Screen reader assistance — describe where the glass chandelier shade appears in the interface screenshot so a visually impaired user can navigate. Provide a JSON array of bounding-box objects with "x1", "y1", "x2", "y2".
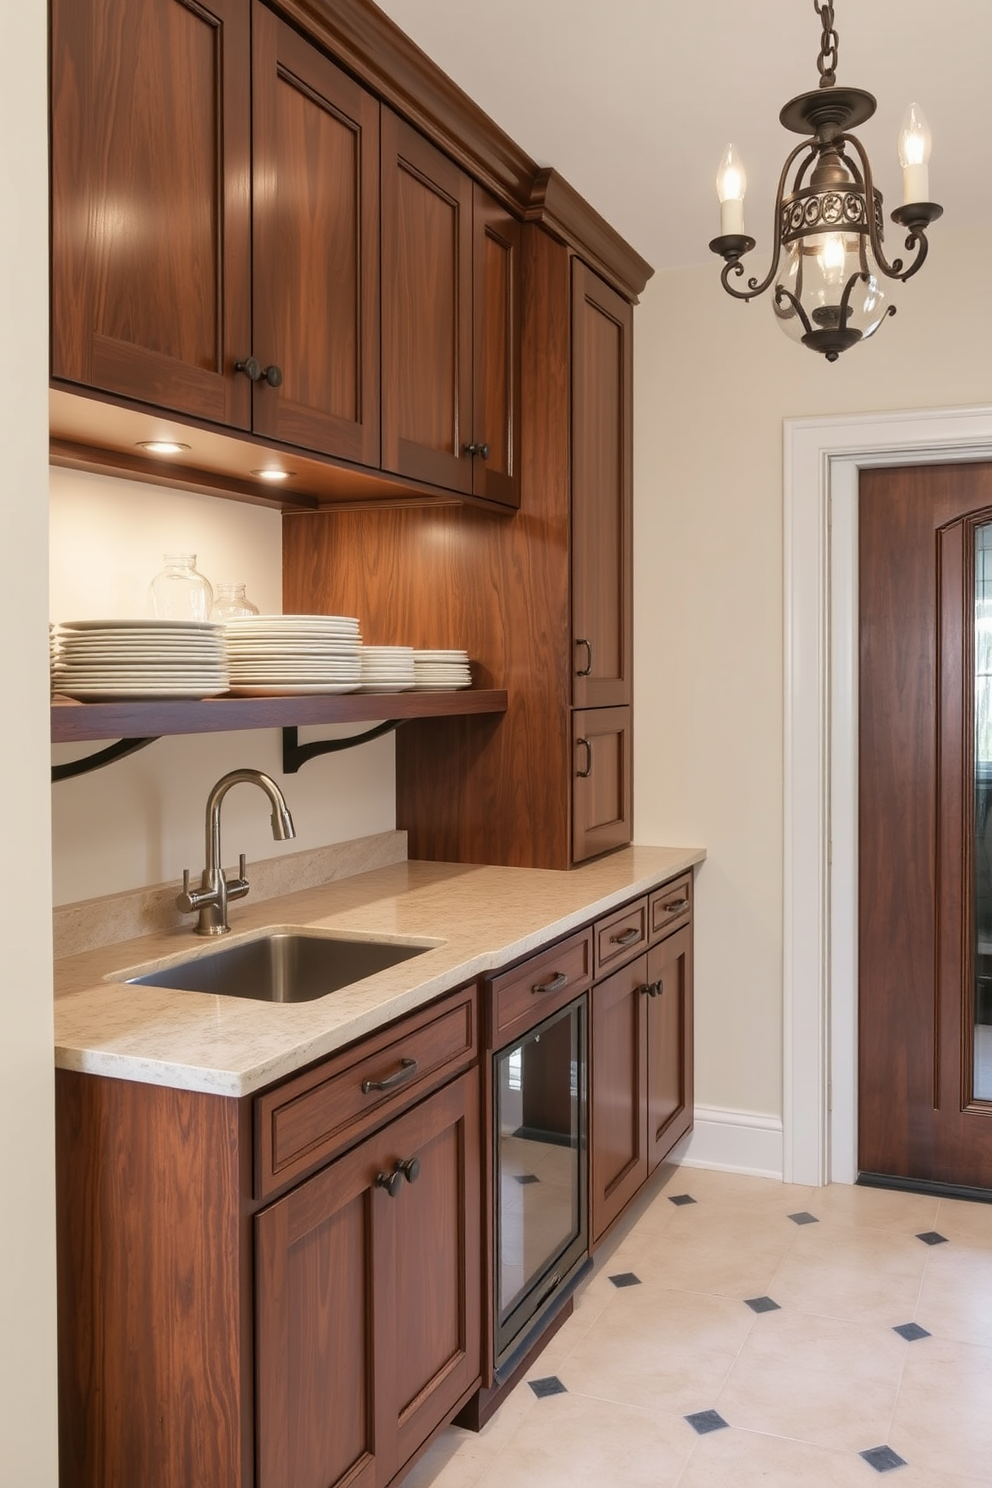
[{"x1": 708, "y1": 1, "x2": 942, "y2": 361}]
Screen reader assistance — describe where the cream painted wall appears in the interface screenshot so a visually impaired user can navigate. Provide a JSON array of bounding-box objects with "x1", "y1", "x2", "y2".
[
  {"x1": 633, "y1": 224, "x2": 992, "y2": 1124},
  {"x1": 50, "y1": 469, "x2": 396, "y2": 904},
  {"x1": 1, "y1": 0, "x2": 59, "y2": 1481}
]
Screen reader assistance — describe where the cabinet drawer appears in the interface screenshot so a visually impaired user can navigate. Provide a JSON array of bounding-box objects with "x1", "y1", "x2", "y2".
[
  {"x1": 649, "y1": 874, "x2": 692, "y2": 942},
  {"x1": 594, "y1": 897, "x2": 648, "y2": 976},
  {"x1": 255, "y1": 984, "x2": 477, "y2": 1199},
  {"x1": 489, "y1": 928, "x2": 593, "y2": 1048}
]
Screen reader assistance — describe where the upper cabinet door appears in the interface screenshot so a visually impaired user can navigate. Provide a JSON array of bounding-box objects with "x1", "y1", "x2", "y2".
[
  {"x1": 251, "y1": 4, "x2": 381, "y2": 465},
  {"x1": 50, "y1": 0, "x2": 252, "y2": 428},
  {"x1": 380, "y1": 110, "x2": 474, "y2": 495},
  {"x1": 571, "y1": 261, "x2": 633, "y2": 709},
  {"x1": 471, "y1": 188, "x2": 521, "y2": 509}
]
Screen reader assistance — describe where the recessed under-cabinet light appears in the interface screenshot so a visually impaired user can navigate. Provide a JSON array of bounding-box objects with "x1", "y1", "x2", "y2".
[
  {"x1": 136, "y1": 440, "x2": 190, "y2": 456},
  {"x1": 251, "y1": 468, "x2": 294, "y2": 482}
]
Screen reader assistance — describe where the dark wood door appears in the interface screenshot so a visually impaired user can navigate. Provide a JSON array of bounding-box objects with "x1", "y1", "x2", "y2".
[
  {"x1": 255, "y1": 1070, "x2": 481, "y2": 1488},
  {"x1": 590, "y1": 954, "x2": 648, "y2": 1243},
  {"x1": 251, "y1": 3, "x2": 380, "y2": 463},
  {"x1": 381, "y1": 109, "x2": 474, "y2": 493},
  {"x1": 255, "y1": 1125, "x2": 380, "y2": 1488},
  {"x1": 470, "y1": 187, "x2": 521, "y2": 508},
  {"x1": 50, "y1": 0, "x2": 252, "y2": 427},
  {"x1": 379, "y1": 1069, "x2": 481, "y2": 1478},
  {"x1": 573, "y1": 705, "x2": 632, "y2": 864},
  {"x1": 646, "y1": 925, "x2": 693, "y2": 1171},
  {"x1": 860, "y1": 461, "x2": 992, "y2": 1190},
  {"x1": 571, "y1": 260, "x2": 633, "y2": 710}
]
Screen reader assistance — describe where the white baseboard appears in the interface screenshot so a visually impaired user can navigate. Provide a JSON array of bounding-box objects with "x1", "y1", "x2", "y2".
[{"x1": 668, "y1": 1105, "x2": 784, "y2": 1180}]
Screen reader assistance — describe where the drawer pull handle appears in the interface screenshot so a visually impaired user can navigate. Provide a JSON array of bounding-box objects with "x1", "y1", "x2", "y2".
[
  {"x1": 532, "y1": 972, "x2": 569, "y2": 996},
  {"x1": 662, "y1": 898, "x2": 690, "y2": 914},
  {"x1": 362, "y1": 1057, "x2": 418, "y2": 1095},
  {"x1": 610, "y1": 927, "x2": 640, "y2": 947},
  {"x1": 576, "y1": 738, "x2": 593, "y2": 778},
  {"x1": 576, "y1": 638, "x2": 593, "y2": 677}
]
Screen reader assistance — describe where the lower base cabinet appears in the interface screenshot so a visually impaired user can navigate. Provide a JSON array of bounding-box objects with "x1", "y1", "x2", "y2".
[
  {"x1": 256, "y1": 1070, "x2": 481, "y2": 1488},
  {"x1": 590, "y1": 917, "x2": 693, "y2": 1245}
]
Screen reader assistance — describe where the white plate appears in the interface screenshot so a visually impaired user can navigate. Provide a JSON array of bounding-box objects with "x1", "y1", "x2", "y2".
[
  {"x1": 226, "y1": 683, "x2": 361, "y2": 696},
  {"x1": 356, "y1": 683, "x2": 415, "y2": 693},
  {"x1": 57, "y1": 619, "x2": 222, "y2": 633},
  {"x1": 412, "y1": 681, "x2": 473, "y2": 692},
  {"x1": 412, "y1": 650, "x2": 469, "y2": 660},
  {"x1": 54, "y1": 671, "x2": 229, "y2": 684},
  {"x1": 56, "y1": 684, "x2": 230, "y2": 700}
]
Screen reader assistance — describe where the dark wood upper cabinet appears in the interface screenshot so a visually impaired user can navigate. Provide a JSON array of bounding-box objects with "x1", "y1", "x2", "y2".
[
  {"x1": 251, "y1": 2, "x2": 380, "y2": 465},
  {"x1": 50, "y1": 0, "x2": 252, "y2": 428},
  {"x1": 571, "y1": 260, "x2": 633, "y2": 709},
  {"x1": 381, "y1": 111, "x2": 520, "y2": 507}
]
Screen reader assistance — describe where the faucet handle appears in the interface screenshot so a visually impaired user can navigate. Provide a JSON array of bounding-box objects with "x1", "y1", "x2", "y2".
[
  {"x1": 176, "y1": 868, "x2": 207, "y2": 915},
  {"x1": 226, "y1": 852, "x2": 251, "y2": 904}
]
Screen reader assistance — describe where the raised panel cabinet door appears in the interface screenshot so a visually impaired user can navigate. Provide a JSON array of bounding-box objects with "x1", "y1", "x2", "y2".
[
  {"x1": 381, "y1": 109, "x2": 474, "y2": 494},
  {"x1": 572, "y1": 705, "x2": 632, "y2": 864},
  {"x1": 251, "y1": 3, "x2": 381, "y2": 463},
  {"x1": 50, "y1": 0, "x2": 252, "y2": 427},
  {"x1": 645, "y1": 924, "x2": 693, "y2": 1171},
  {"x1": 571, "y1": 260, "x2": 633, "y2": 709},
  {"x1": 590, "y1": 955, "x2": 649, "y2": 1244},
  {"x1": 471, "y1": 187, "x2": 521, "y2": 508},
  {"x1": 377, "y1": 1069, "x2": 482, "y2": 1479},
  {"x1": 255, "y1": 1133, "x2": 380, "y2": 1488}
]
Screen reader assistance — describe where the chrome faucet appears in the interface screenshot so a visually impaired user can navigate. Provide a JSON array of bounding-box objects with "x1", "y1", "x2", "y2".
[{"x1": 177, "y1": 769, "x2": 296, "y2": 936}]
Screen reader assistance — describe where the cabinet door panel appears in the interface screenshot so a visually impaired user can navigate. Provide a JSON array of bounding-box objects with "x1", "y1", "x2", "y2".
[
  {"x1": 251, "y1": 4, "x2": 380, "y2": 463},
  {"x1": 590, "y1": 956, "x2": 648, "y2": 1243},
  {"x1": 571, "y1": 261, "x2": 632, "y2": 708},
  {"x1": 51, "y1": 0, "x2": 251, "y2": 426},
  {"x1": 472, "y1": 188, "x2": 521, "y2": 508},
  {"x1": 646, "y1": 925, "x2": 694, "y2": 1170},
  {"x1": 255, "y1": 1141, "x2": 379, "y2": 1488},
  {"x1": 381, "y1": 110, "x2": 474, "y2": 493},
  {"x1": 380, "y1": 1071, "x2": 482, "y2": 1475},
  {"x1": 572, "y1": 705, "x2": 632, "y2": 863}
]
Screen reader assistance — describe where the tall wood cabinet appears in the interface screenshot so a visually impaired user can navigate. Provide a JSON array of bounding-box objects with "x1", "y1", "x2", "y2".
[{"x1": 284, "y1": 230, "x2": 636, "y2": 869}]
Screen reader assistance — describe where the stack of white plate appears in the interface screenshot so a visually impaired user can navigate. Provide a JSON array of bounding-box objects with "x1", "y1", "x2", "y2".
[
  {"x1": 51, "y1": 619, "x2": 228, "y2": 700},
  {"x1": 358, "y1": 646, "x2": 416, "y2": 692},
  {"x1": 223, "y1": 614, "x2": 362, "y2": 696},
  {"x1": 412, "y1": 649, "x2": 472, "y2": 691}
]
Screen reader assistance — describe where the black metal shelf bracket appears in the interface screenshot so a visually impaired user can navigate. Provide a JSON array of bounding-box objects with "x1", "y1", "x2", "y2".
[
  {"x1": 51, "y1": 736, "x2": 160, "y2": 783},
  {"x1": 282, "y1": 720, "x2": 406, "y2": 774}
]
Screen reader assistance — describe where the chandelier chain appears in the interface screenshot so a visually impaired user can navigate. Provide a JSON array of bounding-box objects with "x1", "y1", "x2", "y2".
[{"x1": 814, "y1": 0, "x2": 839, "y2": 87}]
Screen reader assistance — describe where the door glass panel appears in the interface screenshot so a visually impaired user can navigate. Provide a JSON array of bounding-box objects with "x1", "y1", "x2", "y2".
[{"x1": 973, "y1": 523, "x2": 992, "y2": 1099}]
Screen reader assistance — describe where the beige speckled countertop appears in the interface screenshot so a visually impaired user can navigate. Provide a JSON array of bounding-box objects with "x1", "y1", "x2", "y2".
[{"x1": 54, "y1": 845, "x2": 704, "y2": 1097}]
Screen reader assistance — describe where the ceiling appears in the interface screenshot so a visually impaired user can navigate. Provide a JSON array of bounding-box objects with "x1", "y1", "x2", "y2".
[{"x1": 373, "y1": 0, "x2": 990, "y2": 277}]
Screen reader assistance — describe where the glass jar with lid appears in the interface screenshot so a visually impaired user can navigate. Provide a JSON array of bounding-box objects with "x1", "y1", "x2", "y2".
[
  {"x1": 148, "y1": 553, "x2": 214, "y2": 621},
  {"x1": 211, "y1": 583, "x2": 260, "y2": 621}
]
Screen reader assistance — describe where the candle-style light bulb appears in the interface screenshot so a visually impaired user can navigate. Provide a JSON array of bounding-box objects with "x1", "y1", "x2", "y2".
[
  {"x1": 898, "y1": 103, "x2": 932, "y2": 205},
  {"x1": 716, "y1": 144, "x2": 747, "y2": 236}
]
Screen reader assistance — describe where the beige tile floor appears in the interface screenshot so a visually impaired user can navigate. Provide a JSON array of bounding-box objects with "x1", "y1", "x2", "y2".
[{"x1": 401, "y1": 1164, "x2": 992, "y2": 1488}]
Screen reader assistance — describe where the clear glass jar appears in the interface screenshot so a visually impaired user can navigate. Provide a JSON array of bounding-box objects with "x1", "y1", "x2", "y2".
[
  {"x1": 148, "y1": 553, "x2": 214, "y2": 621},
  {"x1": 211, "y1": 583, "x2": 260, "y2": 621}
]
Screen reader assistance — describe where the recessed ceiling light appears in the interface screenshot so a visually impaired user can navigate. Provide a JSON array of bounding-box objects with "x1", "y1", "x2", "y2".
[
  {"x1": 251, "y1": 468, "x2": 294, "y2": 482},
  {"x1": 136, "y1": 439, "x2": 190, "y2": 455}
]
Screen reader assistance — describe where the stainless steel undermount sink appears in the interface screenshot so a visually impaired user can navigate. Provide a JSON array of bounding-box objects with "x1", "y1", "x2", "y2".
[{"x1": 125, "y1": 931, "x2": 433, "y2": 1004}]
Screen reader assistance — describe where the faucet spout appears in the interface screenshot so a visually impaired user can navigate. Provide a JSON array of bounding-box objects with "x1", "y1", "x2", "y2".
[{"x1": 178, "y1": 769, "x2": 296, "y2": 936}]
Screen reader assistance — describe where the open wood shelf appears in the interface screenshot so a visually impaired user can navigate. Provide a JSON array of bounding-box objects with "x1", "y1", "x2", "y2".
[{"x1": 51, "y1": 688, "x2": 508, "y2": 744}]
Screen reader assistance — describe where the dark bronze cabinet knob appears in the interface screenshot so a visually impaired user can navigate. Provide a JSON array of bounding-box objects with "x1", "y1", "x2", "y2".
[
  {"x1": 375, "y1": 1168, "x2": 404, "y2": 1199},
  {"x1": 464, "y1": 442, "x2": 490, "y2": 459},
  {"x1": 396, "y1": 1156, "x2": 421, "y2": 1185},
  {"x1": 235, "y1": 357, "x2": 283, "y2": 387}
]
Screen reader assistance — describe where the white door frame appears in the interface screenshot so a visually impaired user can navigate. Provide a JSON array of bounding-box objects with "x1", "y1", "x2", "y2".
[{"x1": 784, "y1": 404, "x2": 992, "y2": 1186}]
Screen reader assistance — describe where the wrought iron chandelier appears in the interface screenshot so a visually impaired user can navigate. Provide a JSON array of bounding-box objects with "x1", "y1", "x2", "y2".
[{"x1": 709, "y1": 0, "x2": 942, "y2": 361}]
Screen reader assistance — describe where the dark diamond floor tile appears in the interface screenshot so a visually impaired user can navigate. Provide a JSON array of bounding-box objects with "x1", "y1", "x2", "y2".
[
  {"x1": 893, "y1": 1322, "x2": 931, "y2": 1341},
  {"x1": 788, "y1": 1211, "x2": 819, "y2": 1225},
  {"x1": 529, "y1": 1375, "x2": 567, "y2": 1399},
  {"x1": 669, "y1": 1193, "x2": 697, "y2": 1206},
  {"x1": 916, "y1": 1230, "x2": 948, "y2": 1246},
  {"x1": 685, "y1": 1409, "x2": 728, "y2": 1436},
  {"x1": 860, "y1": 1445, "x2": 907, "y2": 1473},
  {"x1": 515, "y1": 1174, "x2": 540, "y2": 1185},
  {"x1": 744, "y1": 1295, "x2": 781, "y2": 1313},
  {"x1": 609, "y1": 1271, "x2": 642, "y2": 1288}
]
